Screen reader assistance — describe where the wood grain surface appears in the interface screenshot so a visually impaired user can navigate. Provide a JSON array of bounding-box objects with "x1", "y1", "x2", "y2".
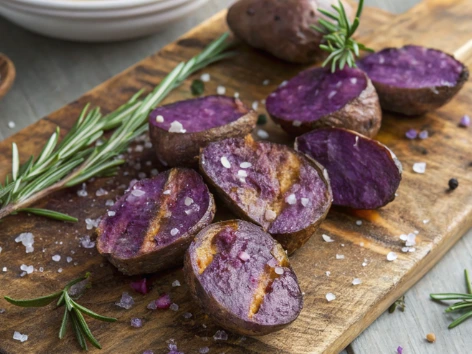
[{"x1": 0, "y1": 1, "x2": 471, "y2": 354}]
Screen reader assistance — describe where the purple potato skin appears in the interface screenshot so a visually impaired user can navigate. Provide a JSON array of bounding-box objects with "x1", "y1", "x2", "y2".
[
  {"x1": 296, "y1": 127, "x2": 402, "y2": 209},
  {"x1": 227, "y1": 0, "x2": 353, "y2": 63},
  {"x1": 149, "y1": 96, "x2": 256, "y2": 167},
  {"x1": 96, "y1": 168, "x2": 215, "y2": 275},
  {"x1": 184, "y1": 220, "x2": 303, "y2": 336},
  {"x1": 357, "y1": 45, "x2": 469, "y2": 116},
  {"x1": 199, "y1": 136, "x2": 332, "y2": 254},
  {"x1": 266, "y1": 67, "x2": 382, "y2": 138}
]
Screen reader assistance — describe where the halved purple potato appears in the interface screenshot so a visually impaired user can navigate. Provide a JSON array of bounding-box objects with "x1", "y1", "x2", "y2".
[
  {"x1": 357, "y1": 45, "x2": 469, "y2": 115},
  {"x1": 227, "y1": 0, "x2": 353, "y2": 63},
  {"x1": 199, "y1": 136, "x2": 332, "y2": 254},
  {"x1": 266, "y1": 67, "x2": 381, "y2": 137},
  {"x1": 96, "y1": 168, "x2": 215, "y2": 275},
  {"x1": 184, "y1": 220, "x2": 303, "y2": 336},
  {"x1": 295, "y1": 128, "x2": 402, "y2": 209},
  {"x1": 149, "y1": 96, "x2": 257, "y2": 167}
]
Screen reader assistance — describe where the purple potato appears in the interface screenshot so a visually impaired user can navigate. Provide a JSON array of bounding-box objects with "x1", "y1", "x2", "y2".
[
  {"x1": 357, "y1": 45, "x2": 469, "y2": 115},
  {"x1": 266, "y1": 67, "x2": 381, "y2": 137},
  {"x1": 184, "y1": 220, "x2": 303, "y2": 336},
  {"x1": 199, "y1": 136, "x2": 332, "y2": 254},
  {"x1": 96, "y1": 168, "x2": 215, "y2": 275},
  {"x1": 295, "y1": 127, "x2": 402, "y2": 209},
  {"x1": 149, "y1": 95, "x2": 256, "y2": 167},
  {"x1": 227, "y1": 0, "x2": 353, "y2": 63}
]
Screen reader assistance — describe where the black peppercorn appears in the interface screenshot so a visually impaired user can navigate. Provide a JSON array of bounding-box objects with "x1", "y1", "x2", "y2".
[{"x1": 448, "y1": 178, "x2": 459, "y2": 190}]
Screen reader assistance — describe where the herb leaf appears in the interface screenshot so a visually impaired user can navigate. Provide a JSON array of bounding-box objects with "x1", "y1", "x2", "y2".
[
  {"x1": 191, "y1": 79, "x2": 205, "y2": 96},
  {"x1": 4, "y1": 291, "x2": 62, "y2": 307},
  {"x1": 59, "y1": 308, "x2": 69, "y2": 339},
  {"x1": 18, "y1": 208, "x2": 78, "y2": 222},
  {"x1": 313, "y1": 0, "x2": 374, "y2": 72}
]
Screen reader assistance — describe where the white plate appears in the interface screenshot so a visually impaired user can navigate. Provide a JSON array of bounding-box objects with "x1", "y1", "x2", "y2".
[{"x1": 0, "y1": 0, "x2": 209, "y2": 42}]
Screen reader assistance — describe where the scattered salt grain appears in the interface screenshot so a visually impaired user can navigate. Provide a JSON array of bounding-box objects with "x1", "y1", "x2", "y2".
[
  {"x1": 238, "y1": 251, "x2": 251, "y2": 261},
  {"x1": 280, "y1": 80, "x2": 288, "y2": 87},
  {"x1": 52, "y1": 255, "x2": 61, "y2": 262},
  {"x1": 8, "y1": 121, "x2": 16, "y2": 129},
  {"x1": 405, "y1": 129, "x2": 418, "y2": 139},
  {"x1": 257, "y1": 129, "x2": 269, "y2": 139},
  {"x1": 58, "y1": 268, "x2": 63, "y2": 273},
  {"x1": 15, "y1": 232, "x2": 34, "y2": 253},
  {"x1": 405, "y1": 233, "x2": 416, "y2": 246},
  {"x1": 2, "y1": 267, "x2": 7, "y2": 272},
  {"x1": 252, "y1": 101, "x2": 259, "y2": 110},
  {"x1": 274, "y1": 267, "x2": 284, "y2": 275},
  {"x1": 322, "y1": 234, "x2": 334, "y2": 243},
  {"x1": 220, "y1": 156, "x2": 231, "y2": 168},
  {"x1": 328, "y1": 91, "x2": 337, "y2": 99},
  {"x1": 77, "y1": 183, "x2": 88, "y2": 197},
  {"x1": 199, "y1": 347, "x2": 210, "y2": 354},
  {"x1": 265, "y1": 209, "x2": 277, "y2": 221},
  {"x1": 184, "y1": 197, "x2": 194, "y2": 206},
  {"x1": 356, "y1": 220, "x2": 363, "y2": 226},
  {"x1": 105, "y1": 199, "x2": 114, "y2": 206},
  {"x1": 216, "y1": 85, "x2": 226, "y2": 95},
  {"x1": 172, "y1": 280, "x2": 181, "y2": 287},
  {"x1": 67, "y1": 257, "x2": 73, "y2": 263},
  {"x1": 352, "y1": 278, "x2": 362, "y2": 285},
  {"x1": 262, "y1": 79, "x2": 270, "y2": 86},
  {"x1": 285, "y1": 194, "x2": 297, "y2": 205},
  {"x1": 96, "y1": 188, "x2": 108, "y2": 197},
  {"x1": 163, "y1": 190, "x2": 171, "y2": 195},
  {"x1": 138, "y1": 172, "x2": 146, "y2": 179},
  {"x1": 169, "y1": 303, "x2": 179, "y2": 311},
  {"x1": 143, "y1": 351, "x2": 154, "y2": 354},
  {"x1": 80, "y1": 235, "x2": 95, "y2": 249},
  {"x1": 234, "y1": 92, "x2": 240, "y2": 98},
  {"x1": 423, "y1": 219, "x2": 430, "y2": 224},
  {"x1": 155, "y1": 115, "x2": 165, "y2": 123},
  {"x1": 360, "y1": 242, "x2": 364, "y2": 247},
  {"x1": 13, "y1": 331, "x2": 28, "y2": 342},
  {"x1": 326, "y1": 271, "x2": 331, "y2": 276},
  {"x1": 0, "y1": 309, "x2": 4, "y2": 314},
  {"x1": 200, "y1": 73, "x2": 211, "y2": 82},
  {"x1": 132, "y1": 189, "x2": 146, "y2": 197},
  {"x1": 419, "y1": 130, "x2": 429, "y2": 139},
  {"x1": 183, "y1": 312, "x2": 193, "y2": 319},
  {"x1": 170, "y1": 228, "x2": 179, "y2": 236},
  {"x1": 131, "y1": 318, "x2": 143, "y2": 328},
  {"x1": 169, "y1": 121, "x2": 186, "y2": 133},
  {"x1": 387, "y1": 252, "x2": 398, "y2": 261},
  {"x1": 413, "y1": 162, "x2": 426, "y2": 174},
  {"x1": 336, "y1": 254, "x2": 344, "y2": 260},
  {"x1": 213, "y1": 330, "x2": 228, "y2": 341},
  {"x1": 326, "y1": 293, "x2": 336, "y2": 302},
  {"x1": 151, "y1": 169, "x2": 159, "y2": 176},
  {"x1": 459, "y1": 115, "x2": 470, "y2": 128},
  {"x1": 240, "y1": 162, "x2": 252, "y2": 168},
  {"x1": 301, "y1": 197, "x2": 309, "y2": 207},
  {"x1": 350, "y1": 78, "x2": 357, "y2": 85},
  {"x1": 115, "y1": 292, "x2": 134, "y2": 309},
  {"x1": 20, "y1": 264, "x2": 34, "y2": 274}
]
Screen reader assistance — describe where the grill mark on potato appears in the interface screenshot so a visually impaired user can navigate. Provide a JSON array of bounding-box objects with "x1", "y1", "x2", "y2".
[
  {"x1": 195, "y1": 221, "x2": 238, "y2": 274},
  {"x1": 139, "y1": 169, "x2": 176, "y2": 254},
  {"x1": 249, "y1": 244, "x2": 289, "y2": 318}
]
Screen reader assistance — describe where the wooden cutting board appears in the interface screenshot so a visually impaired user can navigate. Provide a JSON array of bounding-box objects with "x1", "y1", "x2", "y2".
[{"x1": 1, "y1": 1, "x2": 471, "y2": 353}]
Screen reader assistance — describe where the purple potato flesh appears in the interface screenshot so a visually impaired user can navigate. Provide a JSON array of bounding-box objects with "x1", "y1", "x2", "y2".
[
  {"x1": 266, "y1": 67, "x2": 381, "y2": 137},
  {"x1": 184, "y1": 220, "x2": 303, "y2": 335},
  {"x1": 199, "y1": 136, "x2": 332, "y2": 254},
  {"x1": 96, "y1": 168, "x2": 215, "y2": 275},
  {"x1": 357, "y1": 45, "x2": 469, "y2": 115},
  {"x1": 149, "y1": 96, "x2": 256, "y2": 166},
  {"x1": 295, "y1": 128, "x2": 402, "y2": 209}
]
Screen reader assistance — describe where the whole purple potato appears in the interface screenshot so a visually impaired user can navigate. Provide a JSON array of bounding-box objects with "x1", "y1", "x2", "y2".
[{"x1": 227, "y1": 0, "x2": 354, "y2": 63}]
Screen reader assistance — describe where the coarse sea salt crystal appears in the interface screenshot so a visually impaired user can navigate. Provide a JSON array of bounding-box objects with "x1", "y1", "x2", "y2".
[
  {"x1": 52, "y1": 255, "x2": 61, "y2": 262},
  {"x1": 350, "y1": 78, "x2": 357, "y2": 85},
  {"x1": 240, "y1": 162, "x2": 252, "y2": 168},
  {"x1": 328, "y1": 91, "x2": 337, "y2": 99},
  {"x1": 413, "y1": 162, "x2": 426, "y2": 174},
  {"x1": 262, "y1": 79, "x2": 270, "y2": 86},
  {"x1": 58, "y1": 268, "x2": 63, "y2": 273},
  {"x1": 130, "y1": 318, "x2": 143, "y2": 328},
  {"x1": 67, "y1": 257, "x2": 73, "y2": 263},
  {"x1": 252, "y1": 101, "x2": 259, "y2": 110},
  {"x1": 8, "y1": 121, "x2": 16, "y2": 129},
  {"x1": 169, "y1": 121, "x2": 186, "y2": 133},
  {"x1": 257, "y1": 129, "x2": 269, "y2": 139},
  {"x1": 199, "y1": 347, "x2": 210, "y2": 354},
  {"x1": 13, "y1": 331, "x2": 28, "y2": 342},
  {"x1": 301, "y1": 198, "x2": 309, "y2": 207},
  {"x1": 105, "y1": 199, "x2": 114, "y2": 206},
  {"x1": 292, "y1": 120, "x2": 302, "y2": 127},
  {"x1": 20, "y1": 264, "x2": 34, "y2": 274},
  {"x1": 274, "y1": 267, "x2": 284, "y2": 275},
  {"x1": 285, "y1": 194, "x2": 297, "y2": 205},
  {"x1": 406, "y1": 233, "x2": 416, "y2": 246},
  {"x1": 163, "y1": 190, "x2": 171, "y2": 195},
  {"x1": 2, "y1": 267, "x2": 6, "y2": 272},
  {"x1": 326, "y1": 293, "x2": 336, "y2": 302},
  {"x1": 170, "y1": 303, "x2": 179, "y2": 311},
  {"x1": 15, "y1": 232, "x2": 34, "y2": 253},
  {"x1": 418, "y1": 130, "x2": 429, "y2": 139},
  {"x1": 336, "y1": 254, "x2": 344, "y2": 260},
  {"x1": 216, "y1": 85, "x2": 226, "y2": 95},
  {"x1": 172, "y1": 280, "x2": 181, "y2": 287},
  {"x1": 184, "y1": 197, "x2": 194, "y2": 206},
  {"x1": 201, "y1": 73, "x2": 211, "y2": 82},
  {"x1": 360, "y1": 242, "x2": 364, "y2": 247},
  {"x1": 155, "y1": 115, "x2": 165, "y2": 123},
  {"x1": 96, "y1": 188, "x2": 108, "y2": 197},
  {"x1": 322, "y1": 234, "x2": 334, "y2": 243},
  {"x1": 352, "y1": 278, "x2": 362, "y2": 285},
  {"x1": 80, "y1": 235, "x2": 95, "y2": 249},
  {"x1": 387, "y1": 252, "x2": 398, "y2": 261},
  {"x1": 423, "y1": 219, "x2": 430, "y2": 224},
  {"x1": 183, "y1": 312, "x2": 193, "y2": 319},
  {"x1": 400, "y1": 234, "x2": 408, "y2": 241},
  {"x1": 213, "y1": 330, "x2": 228, "y2": 341},
  {"x1": 131, "y1": 189, "x2": 146, "y2": 197},
  {"x1": 238, "y1": 251, "x2": 251, "y2": 261},
  {"x1": 356, "y1": 220, "x2": 363, "y2": 226},
  {"x1": 326, "y1": 271, "x2": 331, "y2": 276},
  {"x1": 107, "y1": 210, "x2": 116, "y2": 217},
  {"x1": 170, "y1": 228, "x2": 179, "y2": 236},
  {"x1": 238, "y1": 170, "x2": 248, "y2": 178},
  {"x1": 265, "y1": 209, "x2": 276, "y2": 221},
  {"x1": 116, "y1": 292, "x2": 134, "y2": 309},
  {"x1": 459, "y1": 115, "x2": 471, "y2": 128},
  {"x1": 220, "y1": 156, "x2": 231, "y2": 168}
]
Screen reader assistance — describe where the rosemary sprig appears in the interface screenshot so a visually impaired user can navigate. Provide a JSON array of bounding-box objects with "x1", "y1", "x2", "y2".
[
  {"x1": 312, "y1": 0, "x2": 374, "y2": 72},
  {"x1": 388, "y1": 295, "x2": 405, "y2": 313},
  {"x1": 4, "y1": 273, "x2": 115, "y2": 350},
  {"x1": 0, "y1": 33, "x2": 233, "y2": 222},
  {"x1": 430, "y1": 269, "x2": 472, "y2": 329}
]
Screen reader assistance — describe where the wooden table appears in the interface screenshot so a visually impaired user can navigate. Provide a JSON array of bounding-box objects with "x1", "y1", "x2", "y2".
[{"x1": 2, "y1": 1, "x2": 471, "y2": 353}]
